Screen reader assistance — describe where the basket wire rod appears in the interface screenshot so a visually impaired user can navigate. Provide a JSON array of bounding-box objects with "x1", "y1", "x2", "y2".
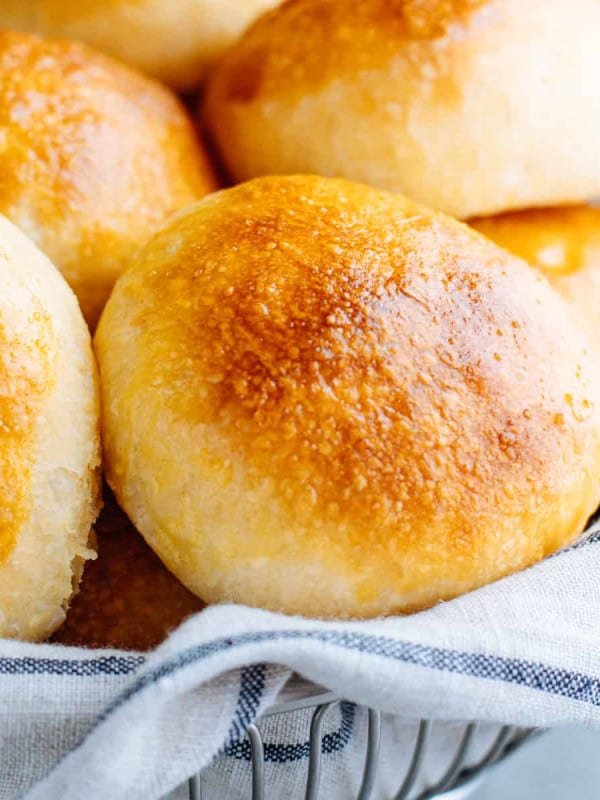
[
  {"x1": 188, "y1": 773, "x2": 202, "y2": 800},
  {"x1": 305, "y1": 702, "x2": 339, "y2": 800},
  {"x1": 417, "y1": 723, "x2": 477, "y2": 800},
  {"x1": 248, "y1": 724, "x2": 266, "y2": 800},
  {"x1": 504, "y1": 727, "x2": 543, "y2": 755},
  {"x1": 392, "y1": 719, "x2": 432, "y2": 800},
  {"x1": 467, "y1": 725, "x2": 513, "y2": 773},
  {"x1": 356, "y1": 709, "x2": 382, "y2": 800}
]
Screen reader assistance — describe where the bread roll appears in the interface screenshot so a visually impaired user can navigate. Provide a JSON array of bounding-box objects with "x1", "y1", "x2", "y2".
[
  {"x1": 0, "y1": 214, "x2": 101, "y2": 641},
  {"x1": 0, "y1": 30, "x2": 216, "y2": 329},
  {"x1": 0, "y1": 0, "x2": 280, "y2": 91},
  {"x1": 53, "y1": 490, "x2": 203, "y2": 651},
  {"x1": 204, "y1": 0, "x2": 600, "y2": 219},
  {"x1": 95, "y1": 175, "x2": 600, "y2": 619},
  {"x1": 471, "y1": 206, "x2": 600, "y2": 355}
]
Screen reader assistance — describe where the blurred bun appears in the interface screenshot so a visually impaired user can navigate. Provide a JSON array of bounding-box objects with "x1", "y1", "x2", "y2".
[
  {"x1": 0, "y1": 0, "x2": 280, "y2": 90},
  {"x1": 96, "y1": 176, "x2": 600, "y2": 619},
  {"x1": 0, "y1": 30, "x2": 216, "y2": 328},
  {"x1": 0, "y1": 214, "x2": 100, "y2": 641},
  {"x1": 204, "y1": 0, "x2": 600, "y2": 219},
  {"x1": 471, "y1": 206, "x2": 600, "y2": 355},
  {"x1": 53, "y1": 490, "x2": 203, "y2": 651}
]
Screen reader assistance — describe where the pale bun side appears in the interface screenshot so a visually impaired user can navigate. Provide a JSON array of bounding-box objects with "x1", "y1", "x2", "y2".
[
  {"x1": 0, "y1": 214, "x2": 101, "y2": 641},
  {"x1": 0, "y1": 30, "x2": 217, "y2": 328},
  {"x1": 471, "y1": 206, "x2": 600, "y2": 355},
  {"x1": 0, "y1": 0, "x2": 280, "y2": 90},
  {"x1": 204, "y1": 0, "x2": 600, "y2": 218},
  {"x1": 96, "y1": 175, "x2": 600, "y2": 619}
]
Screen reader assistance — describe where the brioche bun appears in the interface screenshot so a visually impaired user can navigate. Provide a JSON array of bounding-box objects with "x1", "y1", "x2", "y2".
[
  {"x1": 471, "y1": 206, "x2": 600, "y2": 355},
  {"x1": 204, "y1": 0, "x2": 600, "y2": 219},
  {"x1": 0, "y1": 0, "x2": 280, "y2": 90},
  {"x1": 96, "y1": 175, "x2": 600, "y2": 619},
  {"x1": 0, "y1": 30, "x2": 216, "y2": 328},
  {"x1": 0, "y1": 214, "x2": 101, "y2": 641}
]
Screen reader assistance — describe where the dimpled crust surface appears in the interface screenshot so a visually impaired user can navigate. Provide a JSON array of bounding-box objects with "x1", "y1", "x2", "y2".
[
  {"x1": 0, "y1": 30, "x2": 216, "y2": 328},
  {"x1": 96, "y1": 175, "x2": 600, "y2": 619},
  {"x1": 0, "y1": 214, "x2": 101, "y2": 641},
  {"x1": 204, "y1": 0, "x2": 600, "y2": 219},
  {"x1": 471, "y1": 206, "x2": 600, "y2": 356},
  {"x1": 0, "y1": 0, "x2": 280, "y2": 90}
]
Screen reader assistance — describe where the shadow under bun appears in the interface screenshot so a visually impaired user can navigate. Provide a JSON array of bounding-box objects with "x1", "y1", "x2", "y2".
[
  {"x1": 204, "y1": 0, "x2": 600, "y2": 218},
  {"x1": 0, "y1": 0, "x2": 280, "y2": 91},
  {"x1": 53, "y1": 489, "x2": 203, "y2": 651},
  {"x1": 0, "y1": 29, "x2": 217, "y2": 328},
  {"x1": 470, "y1": 205, "x2": 600, "y2": 356},
  {"x1": 0, "y1": 214, "x2": 100, "y2": 641},
  {"x1": 95, "y1": 175, "x2": 600, "y2": 619}
]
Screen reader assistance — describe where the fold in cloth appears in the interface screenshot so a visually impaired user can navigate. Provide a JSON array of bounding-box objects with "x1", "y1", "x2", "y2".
[{"x1": 2, "y1": 521, "x2": 600, "y2": 800}]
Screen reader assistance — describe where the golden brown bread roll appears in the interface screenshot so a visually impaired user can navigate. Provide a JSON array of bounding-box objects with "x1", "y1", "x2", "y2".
[
  {"x1": 204, "y1": 0, "x2": 600, "y2": 219},
  {"x1": 53, "y1": 489, "x2": 203, "y2": 651},
  {"x1": 0, "y1": 0, "x2": 280, "y2": 90},
  {"x1": 470, "y1": 206, "x2": 600, "y2": 355},
  {"x1": 95, "y1": 175, "x2": 600, "y2": 619},
  {"x1": 0, "y1": 30, "x2": 216, "y2": 328},
  {"x1": 0, "y1": 214, "x2": 101, "y2": 641}
]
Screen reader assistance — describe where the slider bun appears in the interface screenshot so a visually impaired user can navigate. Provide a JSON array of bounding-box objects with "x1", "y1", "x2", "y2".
[
  {"x1": 0, "y1": 0, "x2": 280, "y2": 90},
  {"x1": 0, "y1": 214, "x2": 100, "y2": 641},
  {"x1": 204, "y1": 0, "x2": 600, "y2": 219},
  {"x1": 96, "y1": 175, "x2": 600, "y2": 619},
  {"x1": 471, "y1": 206, "x2": 600, "y2": 355},
  {"x1": 0, "y1": 30, "x2": 216, "y2": 328}
]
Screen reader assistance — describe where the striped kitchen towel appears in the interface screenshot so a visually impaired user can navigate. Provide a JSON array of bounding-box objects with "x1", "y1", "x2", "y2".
[{"x1": 2, "y1": 519, "x2": 600, "y2": 800}]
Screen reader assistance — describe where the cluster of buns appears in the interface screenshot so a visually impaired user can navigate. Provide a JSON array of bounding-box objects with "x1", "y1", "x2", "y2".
[{"x1": 2, "y1": 0, "x2": 600, "y2": 644}]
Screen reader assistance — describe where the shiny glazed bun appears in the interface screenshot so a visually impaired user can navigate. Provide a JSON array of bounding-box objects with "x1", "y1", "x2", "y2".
[
  {"x1": 96, "y1": 176, "x2": 600, "y2": 619},
  {"x1": 204, "y1": 0, "x2": 600, "y2": 219},
  {"x1": 0, "y1": 0, "x2": 280, "y2": 90},
  {"x1": 471, "y1": 206, "x2": 600, "y2": 355},
  {"x1": 0, "y1": 30, "x2": 216, "y2": 328},
  {"x1": 0, "y1": 214, "x2": 101, "y2": 641}
]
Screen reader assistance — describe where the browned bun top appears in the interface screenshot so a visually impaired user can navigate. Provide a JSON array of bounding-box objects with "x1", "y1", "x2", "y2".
[
  {"x1": 204, "y1": 0, "x2": 600, "y2": 218},
  {"x1": 96, "y1": 176, "x2": 600, "y2": 618},
  {"x1": 470, "y1": 206, "x2": 600, "y2": 277},
  {"x1": 470, "y1": 205, "x2": 600, "y2": 355},
  {"x1": 0, "y1": 29, "x2": 217, "y2": 327}
]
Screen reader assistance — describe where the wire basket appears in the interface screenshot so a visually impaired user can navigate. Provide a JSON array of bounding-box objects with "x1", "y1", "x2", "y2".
[{"x1": 187, "y1": 679, "x2": 538, "y2": 800}]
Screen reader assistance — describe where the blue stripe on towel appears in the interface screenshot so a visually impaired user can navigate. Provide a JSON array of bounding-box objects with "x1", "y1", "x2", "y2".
[
  {"x1": 10, "y1": 528, "x2": 600, "y2": 791},
  {"x1": 224, "y1": 701, "x2": 356, "y2": 763},
  {"x1": 222, "y1": 666, "x2": 356, "y2": 763},
  {"x1": 0, "y1": 654, "x2": 143, "y2": 676}
]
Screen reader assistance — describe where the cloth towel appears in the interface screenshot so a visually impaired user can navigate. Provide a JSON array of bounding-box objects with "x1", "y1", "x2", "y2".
[{"x1": 2, "y1": 520, "x2": 600, "y2": 800}]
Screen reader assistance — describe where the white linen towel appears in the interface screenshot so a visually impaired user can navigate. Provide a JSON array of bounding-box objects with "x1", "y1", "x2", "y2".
[{"x1": 2, "y1": 519, "x2": 600, "y2": 800}]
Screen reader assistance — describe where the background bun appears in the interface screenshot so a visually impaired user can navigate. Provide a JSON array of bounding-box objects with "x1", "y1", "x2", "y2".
[
  {"x1": 96, "y1": 175, "x2": 600, "y2": 619},
  {"x1": 471, "y1": 205, "x2": 600, "y2": 355},
  {"x1": 204, "y1": 0, "x2": 600, "y2": 219},
  {"x1": 53, "y1": 491, "x2": 203, "y2": 651},
  {"x1": 0, "y1": 214, "x2": 100, "y2": 641},
  {"x1": 0, "y1": 0, "x2": 280, "y2": 90},
  {"x1": 0, "y1": 30, "x2": 216, "y2": 328}
]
